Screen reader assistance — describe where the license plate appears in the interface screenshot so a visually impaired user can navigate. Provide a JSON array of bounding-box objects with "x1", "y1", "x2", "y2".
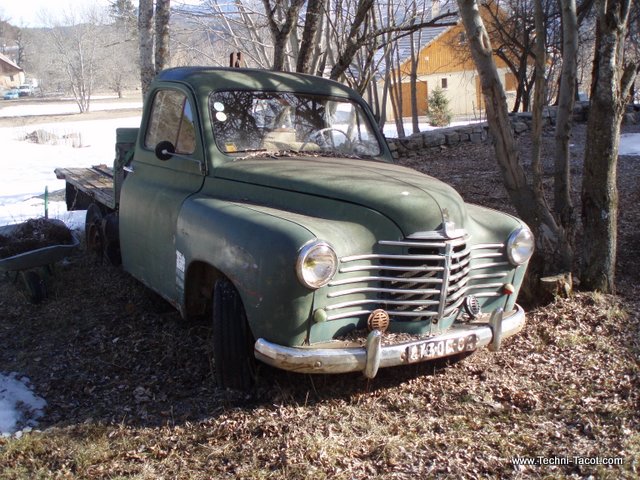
[{"x1": 403, "y1": 334, "x2": 477, "y2": 363}]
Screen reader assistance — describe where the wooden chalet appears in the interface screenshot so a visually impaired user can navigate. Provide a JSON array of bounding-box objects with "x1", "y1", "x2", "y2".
[{"x1": 387, "y1": 0, "x2": 518, "y2": 119}]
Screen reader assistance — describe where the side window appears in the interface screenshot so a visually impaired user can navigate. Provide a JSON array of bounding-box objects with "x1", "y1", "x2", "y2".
[{"x1": 144, "y1": 89, "x2": 196, "y2": 155}]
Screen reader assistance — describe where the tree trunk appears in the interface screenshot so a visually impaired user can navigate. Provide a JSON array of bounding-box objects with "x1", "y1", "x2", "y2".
[
  {"x1": 581, "y1": 0, "x2": 637, "y2": 292},
  {"x1": 296, "y1": 0, "x2": 325, "y2": 74},
  {"x1": 262, "y1": 0, "x2": 306, "y2": 71},
  {"x1": 234, "y1": 2, "x2": 273, "y2": 67},
  {"x1": 329, "y1": 0, "x2": 375, "y2": 81},
  {"x1": 531, "y1": 0, "x2": 546, "y2": 204},
  {"x1": 155, "y1": 0, "x2": 171, "y2": 74},
  {"x1": 390, "y1": 44, "x2": 406, "y2": 138},
  {"x1": 138, "y1": 0, "x2": 154, "y2": 98},
  {"x1": 409, "y1": 31, "x2": 420, "y2": 134},
  {"x1": 554, "y1": 0, "x2": 578, "y2": 231},
  {"x1": 310, "y1": 6, "x2": 326, "y2": 75},
  {"x1": 456, "y1": 0, "x2": 572, "y2": 281}
]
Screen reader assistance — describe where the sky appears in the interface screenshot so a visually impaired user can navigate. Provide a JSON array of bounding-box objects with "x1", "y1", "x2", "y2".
[
  {"x1": 0, "y1": 0, "x2": 203, "y2": 28},
  {"x1": 0, "y1": 0, "x2": 112, "y2": 27}
]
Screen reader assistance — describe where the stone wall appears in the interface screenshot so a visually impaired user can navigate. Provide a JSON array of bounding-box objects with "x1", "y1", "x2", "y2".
[{"x1": 386, "y1": 101, "x2": 640, "y2": 159}]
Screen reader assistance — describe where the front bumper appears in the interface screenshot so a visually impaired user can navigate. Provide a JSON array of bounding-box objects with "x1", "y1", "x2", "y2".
[{"x1": 254, "y1": 305, "x2": 525, "y2": 378}]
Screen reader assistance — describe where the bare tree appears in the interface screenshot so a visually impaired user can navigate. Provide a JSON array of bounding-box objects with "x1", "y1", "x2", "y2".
[
  {"x1": 389, "y1": 42, "x2": 407, "y2": 138},
  {"x1": 296, "y1": 0, "x2": 326, "y2": 74},
  {"x1": 530, "y1": 0, "x2": 547, "y2": 207},
  {"x1": 173, "y1": 0, "x2": 272, "y2": 68},
  {"x1": 262, "y1": 0, "x2": 306, "y2": 71},
  {"x1": 46, "y1": 7, "x2": 108, "y2": 113},
  {"x1": 173, "y1": 0, "x2": 454, "y2": 124},
  {"x1": 580, "y1": 0, "x2": 639, "y2": 292},
  {"x1": 553, "y1": 0, "x2": 579, "y2": 232},
  {"x1": 456, "y1": 0, "x2": 572, "y2": 294},
  {"x1": 104, "y1": 2, "x2": 140, "y2": 98},
  {"x1": 480, "y1": 0, "x2": 539, "y2": 112}
]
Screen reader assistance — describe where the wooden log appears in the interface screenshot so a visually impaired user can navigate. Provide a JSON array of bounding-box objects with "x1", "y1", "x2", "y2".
[{"x1": 540, "y1": 272, "x2": 573, "y2": 300}]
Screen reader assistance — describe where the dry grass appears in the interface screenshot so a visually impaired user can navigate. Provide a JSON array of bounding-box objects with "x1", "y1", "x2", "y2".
[
  {"x1": 1, "y1": 124, "x2": 639, "y2": 479},
  {"x1": 1, "y1": 288, "x2": 638, "y2": 478}
]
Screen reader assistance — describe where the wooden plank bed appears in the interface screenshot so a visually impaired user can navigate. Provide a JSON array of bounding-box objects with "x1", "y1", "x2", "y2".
[{"x1": 55, "y1": 164, "x2": 116, "y2": 211}]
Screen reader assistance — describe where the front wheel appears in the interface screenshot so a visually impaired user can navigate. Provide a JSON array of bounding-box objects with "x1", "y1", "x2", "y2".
[{"x1": 212, "y1": 278, "x2": 256, "y2": 390}]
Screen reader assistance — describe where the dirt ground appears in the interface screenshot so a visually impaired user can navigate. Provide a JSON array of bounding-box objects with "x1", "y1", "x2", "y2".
[{"x1": 0, "y1": 119, "x2": 639, "y2": 479}]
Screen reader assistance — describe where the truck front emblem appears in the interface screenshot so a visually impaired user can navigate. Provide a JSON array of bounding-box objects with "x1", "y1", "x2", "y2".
[{"x1": 442, "y1": 208, "x2": 457, "y2": 239}]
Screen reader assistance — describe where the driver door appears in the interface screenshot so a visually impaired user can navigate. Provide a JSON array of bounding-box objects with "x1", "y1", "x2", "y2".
[{"x1": 120, "y1": 86, "x2": 206, "y2": 304}]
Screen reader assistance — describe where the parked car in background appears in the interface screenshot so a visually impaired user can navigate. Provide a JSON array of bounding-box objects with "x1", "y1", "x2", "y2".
[
  {"x1": 3, "y1": 89, "x2": 19, "y2": 100},
  {"x1": 18, "y1": 84, "x2": 33, "y2": 97}
]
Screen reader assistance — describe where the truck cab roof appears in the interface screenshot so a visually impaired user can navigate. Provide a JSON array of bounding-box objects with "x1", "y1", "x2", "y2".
[{"x1": 154, "y1": 67, "x2": 360, "y2": 100}]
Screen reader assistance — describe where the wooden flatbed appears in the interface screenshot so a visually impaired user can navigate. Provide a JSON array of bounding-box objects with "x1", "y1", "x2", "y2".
[{"x1": 55, "y1": 164, "x2": 116, "y2": 211}]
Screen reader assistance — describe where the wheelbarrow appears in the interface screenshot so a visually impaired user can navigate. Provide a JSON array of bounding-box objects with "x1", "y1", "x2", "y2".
[{"x1": 0, "y1": 220, "x2": 80, "y2": 304}]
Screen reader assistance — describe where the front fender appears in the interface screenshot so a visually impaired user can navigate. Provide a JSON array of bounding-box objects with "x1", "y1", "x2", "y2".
[
  {"x1": 465, "y1": 203, "x2": 530, "y2": 312},
  {"x1": 176, "y1": 197, "x2": 317, "y2": 346}
]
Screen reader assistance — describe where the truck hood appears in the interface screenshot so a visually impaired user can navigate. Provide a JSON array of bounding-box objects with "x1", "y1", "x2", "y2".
[{"x1": 214, "y1": 157, "x2": 468, "y2": 236}]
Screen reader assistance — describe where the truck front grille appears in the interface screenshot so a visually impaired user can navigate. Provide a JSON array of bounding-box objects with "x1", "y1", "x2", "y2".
[{"x1": 325, "y1": 233, "x2": 509, "y2": 323}]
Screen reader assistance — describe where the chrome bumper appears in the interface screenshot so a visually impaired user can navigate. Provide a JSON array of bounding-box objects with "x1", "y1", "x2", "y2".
[{"x1": 254, "y1": 305, "x2": 525, "y2": 378}]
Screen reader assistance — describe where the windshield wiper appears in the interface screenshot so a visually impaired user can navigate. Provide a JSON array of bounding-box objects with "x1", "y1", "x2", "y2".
[{"x1": 236, "y1": 149, "x2": 369, "y2": 161}]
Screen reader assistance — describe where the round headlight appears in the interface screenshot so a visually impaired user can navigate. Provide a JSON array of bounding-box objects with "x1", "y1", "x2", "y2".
[
  {"x1": 507, "y1": 226, "x2": 534, "y2": 265},
  {"x1": 296, "y1": 240, "x2": 338, "y2": 289}
]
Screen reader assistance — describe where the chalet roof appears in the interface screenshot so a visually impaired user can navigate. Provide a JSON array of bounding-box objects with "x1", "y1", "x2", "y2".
[
  {"x1": 0, "y1": 51, "x2": 23, "y2": 72},
  {"x1": 394, "y1": 0, "x2": 459, "y2": 63}
]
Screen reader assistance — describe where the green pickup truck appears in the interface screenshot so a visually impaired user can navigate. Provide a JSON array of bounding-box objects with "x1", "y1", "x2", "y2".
[{"x1": 56, "y1": 67, "x2": 533, "y2": 389}]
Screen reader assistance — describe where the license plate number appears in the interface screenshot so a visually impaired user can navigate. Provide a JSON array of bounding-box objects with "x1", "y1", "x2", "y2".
[{"x1": 404, "y1": 334, "x2": 477, "y2": 363}]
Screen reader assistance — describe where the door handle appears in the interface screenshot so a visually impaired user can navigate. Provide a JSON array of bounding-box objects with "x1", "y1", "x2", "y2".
[{"x1": 123, "y1": 165, "x2": 134, "y2": 173}]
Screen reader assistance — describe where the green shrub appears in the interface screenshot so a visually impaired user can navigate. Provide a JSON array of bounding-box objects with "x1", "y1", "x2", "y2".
[{"x1": 428, "y1": 86, "x2": 453, "y2": 127}]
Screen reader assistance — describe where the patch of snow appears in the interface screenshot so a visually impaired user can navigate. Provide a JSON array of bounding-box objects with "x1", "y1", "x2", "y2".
[
  {"x1": 383, "y1": 119, "x2": 484, "y2": 138},
  {"x1": 0, "y1": 101, "x2": 142, "y2": 118},
  {"x1": 0, "y1": 373, "x2": 47, "y2": 436},
  {"x1": 0, "y1": 113, "x2": 141, "y2": 227},
  {"x1": 619, "y1": 133, "x2": 640, "y2": 156}
]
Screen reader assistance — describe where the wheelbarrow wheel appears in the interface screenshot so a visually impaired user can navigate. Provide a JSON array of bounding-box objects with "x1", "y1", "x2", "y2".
[{"x1": 22, "y1": 271, "x2": 46, "y2": 304}]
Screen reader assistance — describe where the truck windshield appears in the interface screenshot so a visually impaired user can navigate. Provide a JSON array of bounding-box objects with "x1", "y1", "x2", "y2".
[{"x1": 210, "y1": 90, "x2": 382, "y2": 158}]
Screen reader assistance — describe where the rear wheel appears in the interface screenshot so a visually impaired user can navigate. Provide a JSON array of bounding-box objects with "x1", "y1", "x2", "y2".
[
  {"x1": 85, "y1": 205, "x2": 121, "y2": 265},
  {"x1": 212, "y1": 278, "x2": 256, "y2": 390}
]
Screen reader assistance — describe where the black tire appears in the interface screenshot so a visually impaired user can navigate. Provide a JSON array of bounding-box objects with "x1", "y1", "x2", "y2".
[
  {"x1": 22, "y1": 271, "x2": 46, "y2": 304},
  {"x1": 212, "y1": 278, "x2": 256, "y2": 390}
]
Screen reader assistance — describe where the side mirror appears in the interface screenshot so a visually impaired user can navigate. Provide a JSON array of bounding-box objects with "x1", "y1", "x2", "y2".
[
  {"x1": 153, "y1": 140, "x2": 207, "y2": 175},
  {"x1": 155, "y1": 141, "x2": 176, "y2": 161}
]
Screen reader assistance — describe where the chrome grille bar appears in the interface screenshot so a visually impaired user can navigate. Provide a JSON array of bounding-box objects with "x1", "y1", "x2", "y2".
[
  {"x1": 323, "y1": 233, "x2": 508, "y2": 323},
  {"x1": 341, "y1": 253, "x2": 446, "y2": 262},
  {"x1": 329, "y1": 275, "x2": 443, "y2": 287},
  {"x1": 328, "y1": 286, "x2": 442, "y2": 298}
]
